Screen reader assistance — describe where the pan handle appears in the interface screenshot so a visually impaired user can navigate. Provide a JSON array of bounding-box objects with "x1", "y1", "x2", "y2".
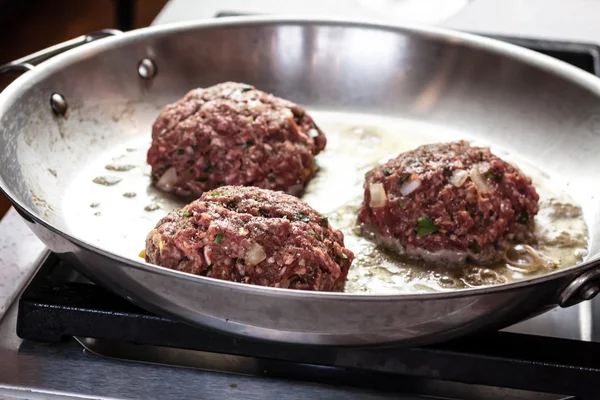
[
  {"x1": 0, "y1": 29, "x2": 122, "y2": 75},
  {"x1": 558, "y1": 261, "x2": 600, "y2": 307}
]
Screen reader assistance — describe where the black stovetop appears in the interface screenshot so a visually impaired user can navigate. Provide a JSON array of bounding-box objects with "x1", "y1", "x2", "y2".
[{"x1": 15, "y1": 32, "x2": 600, "y2": 400}]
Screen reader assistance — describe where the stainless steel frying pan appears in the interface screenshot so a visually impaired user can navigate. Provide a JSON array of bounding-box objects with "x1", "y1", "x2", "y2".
[{"x1": 1, "y1": 16, "x2": 600, "y2": 346}]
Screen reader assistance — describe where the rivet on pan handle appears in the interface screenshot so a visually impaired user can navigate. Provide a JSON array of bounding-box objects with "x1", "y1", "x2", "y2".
[
  {"x1": 558, "y1": 263, "x2": 600, "y2": 307},
  {"x1": 0, "y1": 29, "x2": 122, "y2": 75}
]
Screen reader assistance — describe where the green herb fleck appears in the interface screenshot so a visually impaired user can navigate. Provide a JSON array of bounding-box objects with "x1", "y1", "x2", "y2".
[
  {"x1": 214, "y1": 233, "x2": 224, "y2": 244},
  {"x1": 185, "y1": 168, "x2": 192, "y2": 175},
  {"x1": 184, "y1": 211, "x2": 193, "y2": 217},
  {"x1": 196, "y1": 177, "x2": 208, "y2": 182},
  {"x1": 320, "y1": 216, "x2": 329, "y2": 226},
  {"x1": 237, "y1": 258, "x2": 245, "y2": 265},
  {"x1": 246, "y1": 139, "x2": 255, "y2": 147},
  {"x1": 399, "y1": 174, "x2": 410, "y2": 184},
  {"x1": 443, "y1": 166, "x2": 451, "y2": 175},
  {"x1": 293, "y1": 110, "x2": 305, "y2": 119},
  {"x1": 467, "y1": 208, "x2": 474, "y2": 216},
  {"x1": 518, "y1": 210, "x2": 529, "y2": 224},
  {"x1": 204, "y1": 166, "x2": 215, "y2": 173},
  {"x1": 479, "y1": 151, "x2": 483, "y2": 161},
  {"x1": 468, "y1": 241, "x2": 481, "y2": 254},
  {"x1": 399, "y1": 200, "x2": 406, "y2": 208},
  {"x1": 240, "y1": 86, "x2": 252, "y2": 92},
  {"x1": 211, "y1": 191, "x2": 221, "y2": 197},
  {"x1": 296, "y1": 212, "x2": 310, "y2": 223},
  {"x1": 416, "y1": 217, "x2": 438, "y2": 237},
  {"x1": 191, "y1": 145, "x2": 199, "y2": 152},
  {"x1": 267, "y1": 176, "x2": 276, "y2": 183},
  {"x1": 383, "y1": 168, "x2": 393, "y2": 177},
  {"x1": 176, "y1": 149, "x2": 184, "y2": 155},
  {"x1": 485, "y1": 171, "x2": 502, "y2": 182},
  {"x1": 260, "y1": 209, "x2": 270, "y2": 217}
]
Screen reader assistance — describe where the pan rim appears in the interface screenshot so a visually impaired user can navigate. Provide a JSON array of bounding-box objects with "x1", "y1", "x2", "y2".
[{"x1": 1, "y1": 14, "x2": 599, "y2": 301}]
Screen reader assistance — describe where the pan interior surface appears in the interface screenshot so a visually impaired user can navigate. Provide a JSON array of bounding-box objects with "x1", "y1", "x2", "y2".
[
  {"x1": 1, "y1": 19, "x2": 599, "y2": 296},
  {"x1": 58, "y1": 108, "x2": 589, "y2": 294}
]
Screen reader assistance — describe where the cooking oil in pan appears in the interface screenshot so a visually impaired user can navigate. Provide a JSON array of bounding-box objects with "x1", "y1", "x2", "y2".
[{"x1": 62, "y1": 110, "x2": 589, "y2": 294}]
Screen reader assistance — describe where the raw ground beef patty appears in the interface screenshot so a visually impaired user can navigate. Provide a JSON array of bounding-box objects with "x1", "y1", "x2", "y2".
[
  {"x1": 147, "y1": 82, "x2": 327, "y2": 197},
  {"x1": 145, "y1": 186, "x2": 354, "y2": 291},
  {"x1": 357, "y1": 140, "x2": 540, "y2": 264}
]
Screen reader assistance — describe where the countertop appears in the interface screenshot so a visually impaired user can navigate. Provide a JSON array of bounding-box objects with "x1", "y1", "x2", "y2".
[{"x1": 0, "y1": 209, "x2": 46, "y2": 321}]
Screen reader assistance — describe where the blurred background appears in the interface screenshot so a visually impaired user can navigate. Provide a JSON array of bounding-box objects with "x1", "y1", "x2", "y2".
[{"x1": 0, "y1": 0, "x2": 168, "y2": 218}]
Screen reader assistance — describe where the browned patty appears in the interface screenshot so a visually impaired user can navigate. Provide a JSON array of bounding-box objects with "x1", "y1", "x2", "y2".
[
  {"x1": 357, "y1": 140, "x2": 540, "y2": 264},
  {"x1": 145, "y1": 185, "x2": 354, "y2": 291},
  {"x1": 147, "y1": 82, "x2": 326, "y2": 197}
]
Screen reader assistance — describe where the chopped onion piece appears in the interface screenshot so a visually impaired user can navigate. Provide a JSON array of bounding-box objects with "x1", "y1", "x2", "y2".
[
  {"x1": 246, "y1": 242, "x2": 267, "y2": 265},
  {"x1": 203, "y1": 246, "x2": 212, "y2": 265},
  {"x1": 449, "y1": 169, "x2": 469, "y2": 187},
  {"x1": 469, "y1": 167, "x2": 491, "y2": 194},
  {"x1": 399, "y1": 179, "x2": 421, "y2": 196},
  {"x1": 281, "y1": 108, "x2": 293, "y2": 118},
  {"x1": 247, "y1": 100, "x2": 266, "y2": 113},
  {"x1": 156, "y1": 167, "x2": 177, "y2": 192},
  {"x1": 477, "y1": 162, "x2": 491, "y2": 174},
  {"x1": 151, "y1": 233, "x2": 164, "y2": 254},
  {"x1": 369, "y1": 183, "x2": 387, "y2": 208}
]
